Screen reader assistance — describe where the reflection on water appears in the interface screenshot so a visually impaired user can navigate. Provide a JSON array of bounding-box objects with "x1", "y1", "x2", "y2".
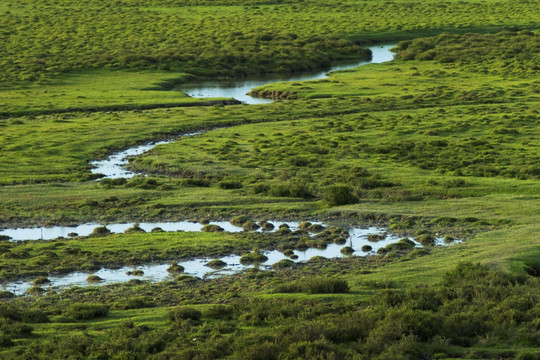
[{"x1": 178, "y1": 44, "x2": 396, "y2": 104}]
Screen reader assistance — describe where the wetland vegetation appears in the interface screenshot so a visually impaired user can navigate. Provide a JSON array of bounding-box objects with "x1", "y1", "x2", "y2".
[{"x1": 0, "y1": 0, "x2": 539, "y2": 358}]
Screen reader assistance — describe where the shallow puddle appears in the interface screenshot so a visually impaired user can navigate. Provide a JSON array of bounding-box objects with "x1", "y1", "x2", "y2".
[{"x1": 0, "y1": 222, "x2": 456, "y2": 296}]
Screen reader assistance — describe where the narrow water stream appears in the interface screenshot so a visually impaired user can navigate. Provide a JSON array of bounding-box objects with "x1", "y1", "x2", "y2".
[
  {"x1": 0, "y1": 44, "x2": 414, "y2": 295},
  {"x1": 90, "y1": 44, "x2": 395, "y2": 179},
  {"x1": 178, "y1": 44, "x2": 396, "y2": 104}
]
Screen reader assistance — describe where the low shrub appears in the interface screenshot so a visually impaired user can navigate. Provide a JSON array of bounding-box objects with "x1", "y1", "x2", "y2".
[
  {"x1": 64, "y1": 303, "x2": 109, "y2": 320},
  {"x1": 167, "y1": 307, "x2": 202, "y2": 322},
  {"x1": 303, "y1": 278, "x2": 349, "y2": 294},
  {"x1": 323, "y1": 185, "x2": 357, "y2": 206}
]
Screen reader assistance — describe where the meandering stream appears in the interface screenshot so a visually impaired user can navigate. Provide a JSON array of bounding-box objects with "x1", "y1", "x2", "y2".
[
  {"x1": 91, "y1": 44, "x2": 395, "y2": 179},
  {"x1": 178, "y1": 44, "x2": 396, "y2": 105},
  {"x1": 0, "y1": 44, "x2": 412, "y2": 295}
]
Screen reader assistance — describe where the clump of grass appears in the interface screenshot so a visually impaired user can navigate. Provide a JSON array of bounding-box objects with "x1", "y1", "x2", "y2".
[
  {"x1": 26, "y1": 287, "x2": 45, "y2": 295},
  {"x1": 201, "y1": 224, "x2": 224, "y2": 232},
  {"x1": 259, "y1": 221, "x2": 275, "y2": 231},
  {"x1": 282, "y1": 249, "x2": 295, "y2": 257},
  {"x1": 240, "y1": 247, "x2": 268, "y2": 264},
  {"x1": 167, "y1": 261, "x2": 184, "y2": 273},
  {"x1": 272, "y1": 259, "x2": 295, "y2": 269},
  {"x1": 242, "y1": 220, "x2": 260, "y2": 231},
  {"x1": 125, "y1": 223, "x2": 146, "y2": 234},
  {"x1": 90, "y1": 226, "x2": 111, "y2": 237},
  {"x1": 367, "y1": 233, "x2": 386, "y2": 242},
  {"x1": 361, "y1": 245, "x2": 373, "y2": 252},
  {"x1": 416, "y1": 234, "x2": 436, "y2": 246},
  {"x1": 307, "y1": 224, "x2": 325, "y2": 233},
  {"x1": 131, "y1": 270, "x2": 144, "y2": 276},
  {"x1": 341, "y1": 246, "x2": 354, "y2": 255},
  {"x1": 206, "y1": 259, "x2": 227, "y2": 269},
  {"x1": 32, "y1": 276, "x2": 51, "y2": 285},
  {"x1": 230, "y1": 215, "x2": 251, "y2": 226},
  {"x1": 86, "y1": 275, "x2": 104, "y2": 283}
]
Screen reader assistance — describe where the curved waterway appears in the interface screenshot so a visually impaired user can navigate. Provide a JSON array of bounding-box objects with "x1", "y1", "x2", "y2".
[
  {"x1": 0, "y1": 45, "x2": 409, "y2": 294},
  {"x1": 90, "y1": 44, "x2": 395, "y2": 179},
  {"x1": 0, "y1": 220, "x2": 455, "y2": 296},
  {"x1": 178, "y1": 44, "x2": 396, "y2": 105}
]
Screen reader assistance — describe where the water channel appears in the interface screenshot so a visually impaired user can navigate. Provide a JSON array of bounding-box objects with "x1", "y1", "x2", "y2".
[
  {"x1": 178, "y1": 44, "x2": 396, "y2": 105},
  {"x1": 91, "y1": 44, "x2": 396, "y2": 179}
]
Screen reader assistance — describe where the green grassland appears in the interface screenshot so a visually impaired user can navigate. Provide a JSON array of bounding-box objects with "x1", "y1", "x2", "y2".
[
  {"x1": 0, "y1": 0, "x2": 539, "y2": 358},
  {"x1": 0, "y1": 70, "x2": 237, "y2": 117}
]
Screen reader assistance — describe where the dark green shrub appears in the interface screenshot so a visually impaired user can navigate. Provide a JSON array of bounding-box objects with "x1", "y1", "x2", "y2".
[
  {"x1": 22, "y1": 310, "x2": 49, "y2": 323},
  {"x1": 0, "y1": 291, "x2": 15, "y2": 299},
  {"x1": 303, "y1": 278, "x2": 349, "y2": 294},
  {"x1": 64, "y1": 303, "x2": 109, "y2": 320},
  {"x1": 204, "y1": 305, "x2": 233, "y2": 320},
  {"x1": 323, "y1": 185, "x2": 357, "y2": 205},
  {"x1": 361, "y1": 245, "x2": 373, "y2": 252},
  {"x1": 167, "y1": 307, "x2": 202, "y2": 322},
  {"x1": 219, "y1": 181, "x2": 243, "y2": 189}
]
